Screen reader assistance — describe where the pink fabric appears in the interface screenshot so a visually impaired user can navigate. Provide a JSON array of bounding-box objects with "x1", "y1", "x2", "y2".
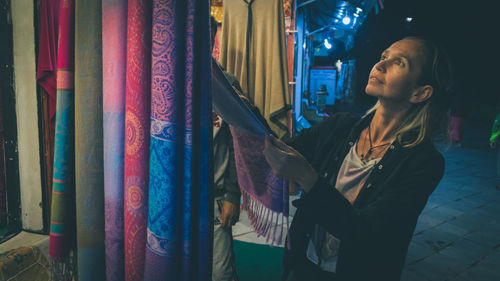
[
  {"x1": 450, "y1": 116, "x2": 465, "y2": 142},
  {"x1": 102, "y1": 0, "x2": 128, "y2": 280},
  {"x1": 37, "y1": 0, "x2": 59, "y2": 122},
  {"x1": 212, "y1": 25, "x2": 222, "y2": 61}
]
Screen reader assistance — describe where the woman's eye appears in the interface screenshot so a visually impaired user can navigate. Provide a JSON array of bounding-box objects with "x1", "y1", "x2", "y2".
[{"x1": 394, "y1": 59, "x2": 404, "y2": 66}]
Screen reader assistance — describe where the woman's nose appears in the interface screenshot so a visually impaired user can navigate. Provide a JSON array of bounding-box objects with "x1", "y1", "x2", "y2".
[{"x1": 375, "y1": 61, "x2": 386, "y2": 73}]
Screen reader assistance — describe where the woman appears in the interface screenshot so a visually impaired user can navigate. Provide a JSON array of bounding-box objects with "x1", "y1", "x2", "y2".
[{"x1": 264, "y1": 37, "x2": 453, "y2": 281}]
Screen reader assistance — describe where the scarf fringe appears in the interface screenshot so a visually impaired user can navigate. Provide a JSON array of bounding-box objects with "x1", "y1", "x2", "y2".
[
  {"x1": 241, "y1": 191, "x2": 289, "y2": 246},
  {"x1": 50, "y1": 251, "x2": 77, "y2": 281}
]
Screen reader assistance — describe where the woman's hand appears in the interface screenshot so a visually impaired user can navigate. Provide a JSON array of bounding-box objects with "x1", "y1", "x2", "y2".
[{"x1": 263, "y1": 135, "x2": 318, "y2": 193}]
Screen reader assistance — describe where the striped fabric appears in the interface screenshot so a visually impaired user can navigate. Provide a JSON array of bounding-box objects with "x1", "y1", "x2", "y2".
[
  {"x1": 49, "y1": 0, "x2": 75, "y2": 261},
  {"x1": 49, "y1": 1, "x2": 76, "y2": 279}
]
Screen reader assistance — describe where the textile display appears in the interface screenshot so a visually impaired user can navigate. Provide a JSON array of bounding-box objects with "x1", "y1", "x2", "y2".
[
  {"x1": 143, "y1": 0, "x2": 212, "y2": 279},
  {"x1": 220, "y1": 0, "x2": 290, "y2": 137},
  {"x1": 49, "y1": 0, "x2": 76, "y2": 279},
  {"x1": 124, "y1": 0, "x2": 152, "y2": 280},
  {"x1": 0, "y1": 246, "x2": 49, "y2": 281},
  {"x1": 102, "y1": 1, "x2": 127, "y2": 280},
  {"x1": 36, "y1": 0, "x2": 59, "y2": 124},
  {"x1": 75, "y1": 0, "x2": 105, "y2": 280}
]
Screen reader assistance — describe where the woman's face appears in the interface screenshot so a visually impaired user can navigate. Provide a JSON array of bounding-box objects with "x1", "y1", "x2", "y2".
[{"x1": 365, "y1": 39, "x2": 428, "y2": 103}]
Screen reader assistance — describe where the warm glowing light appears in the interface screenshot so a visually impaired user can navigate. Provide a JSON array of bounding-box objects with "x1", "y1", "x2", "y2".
[
  {"x1": 342, "y1": 16, "x2": 351, "y2": 25},
  {"x1": 324, "y1": 39, "x2": 332, "y2": 49},
  {"x1": 336, "y1": 60, "x2": 342, "y2": 71}
]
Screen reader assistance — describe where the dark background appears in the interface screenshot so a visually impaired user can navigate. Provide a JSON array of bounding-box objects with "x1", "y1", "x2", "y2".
[{"x1": 350, "y1": 0, "x2": 498, "y2": 122}]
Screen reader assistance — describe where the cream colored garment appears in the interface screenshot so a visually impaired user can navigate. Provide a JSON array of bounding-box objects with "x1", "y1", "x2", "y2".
[
  {"x1": 306, "y1": 144, "x2": 380, "y2": 273},
  {"x1": 220, "y1": 0, "x2": 290, "y2": 137}
]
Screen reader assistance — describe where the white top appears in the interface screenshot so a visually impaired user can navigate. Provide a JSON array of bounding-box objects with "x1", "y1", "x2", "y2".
[{"x1": 306, "y1": 143, "x2": 380, "y2": 272}]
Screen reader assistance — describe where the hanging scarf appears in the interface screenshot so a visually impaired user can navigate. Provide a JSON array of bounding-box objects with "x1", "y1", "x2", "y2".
[
  {"x1": 49, "y1": 0, "x2": 76, "y2": 279},
  {"x1": 102, "y1": 0, "x2": 127, "y2": 280},
  {"x1": 144, "y1": 0, "x2": 212, "y2": 279},
  {"x1": 212, "y1": 59, "x2": 288, "y2": 245},
  {"x1": 124, "y1": 0, "x2": 152, "y2": 280},
  {"x1": 231, "y1": 127, "x2": 289, "y2": 245},
  {"x1": 74, "y1": 0, "x2": 105, "y2": 279}
]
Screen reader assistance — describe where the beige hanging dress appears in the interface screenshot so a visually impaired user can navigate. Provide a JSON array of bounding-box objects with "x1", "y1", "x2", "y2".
[{"x1": 220, "y1": 0, "x2": 291, "y2": 137}]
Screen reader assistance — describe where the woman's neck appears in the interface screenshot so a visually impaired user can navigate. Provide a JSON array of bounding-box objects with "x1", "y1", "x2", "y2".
[{"x1": 370, "y1": 101, "x2": 411, "y2": 143}]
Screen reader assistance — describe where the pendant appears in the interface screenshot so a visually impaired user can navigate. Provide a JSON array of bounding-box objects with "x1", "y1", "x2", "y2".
[{"x1": 362, "y1": 148, "x2": 373, "y2": 162}]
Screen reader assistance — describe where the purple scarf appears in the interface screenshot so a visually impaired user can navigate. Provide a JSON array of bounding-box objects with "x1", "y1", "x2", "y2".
[{"x1": 230, "y1": 126, "x2": 288, "y2": 245}]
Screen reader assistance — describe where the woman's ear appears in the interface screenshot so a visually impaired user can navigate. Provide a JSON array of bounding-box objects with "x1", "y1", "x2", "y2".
[{"x1": 410, "y1": 85, "x2": 433, "y2": 104}]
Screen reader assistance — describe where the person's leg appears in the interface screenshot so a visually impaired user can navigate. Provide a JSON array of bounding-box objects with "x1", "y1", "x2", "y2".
[{"x1": 213, "y1": 198, "x2": 239, "y2": 281}]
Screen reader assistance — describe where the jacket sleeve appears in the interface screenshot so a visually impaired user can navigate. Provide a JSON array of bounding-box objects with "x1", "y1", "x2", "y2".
[
  {"x1": 223, "y1": 129, "x2": 241, "y2": 206},
  {"x1": 295, "y1": 151, "x2": 444, "y2": 247}
]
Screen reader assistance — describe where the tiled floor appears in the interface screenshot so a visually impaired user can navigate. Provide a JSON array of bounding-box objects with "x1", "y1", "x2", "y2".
[{"x1": 233, "y1": 119, "x2": 500, "y2": 281}]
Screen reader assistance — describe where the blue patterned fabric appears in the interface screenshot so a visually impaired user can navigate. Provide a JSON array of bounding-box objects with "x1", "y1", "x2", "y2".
[{"x1": 144, "y1": 0, "x2": 212, "y2": 280}]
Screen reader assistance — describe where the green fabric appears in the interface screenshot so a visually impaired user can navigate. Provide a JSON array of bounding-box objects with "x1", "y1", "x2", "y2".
[
  {"x1": 490, "y1": 111, "x2": 500, "y2": 143},
  {"x1": 74, "y1": 0, "x2": 105, "y2": 280},
  {"x1": 234, "y1": 240, "x2": 284, "y2": 281}
]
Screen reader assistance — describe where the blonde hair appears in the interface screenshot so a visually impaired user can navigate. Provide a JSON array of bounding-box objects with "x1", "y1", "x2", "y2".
[{"x1": 365, "y1": 37, "x2": 454, "y2": 148}]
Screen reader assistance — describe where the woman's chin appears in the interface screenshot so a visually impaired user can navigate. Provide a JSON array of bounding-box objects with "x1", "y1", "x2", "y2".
[{"x1": 364, "y1": 87, "x2": 379, "y2": 97}]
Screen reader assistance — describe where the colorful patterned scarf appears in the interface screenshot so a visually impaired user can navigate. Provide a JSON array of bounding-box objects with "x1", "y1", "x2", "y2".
[
  {"x1": 144, "y1": 0, "x2": 212, "y2": 279},
  {"x1": 124, "y1": 0, "x2": 152, "y2": 280}
]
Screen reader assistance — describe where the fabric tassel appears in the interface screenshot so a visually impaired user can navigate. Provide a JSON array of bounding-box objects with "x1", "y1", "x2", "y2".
[
  {"x1": 241, "y1": 189, "x2": 287, "y2": 246},
  {"x1": 50, "y1": 251, "x2": 77, "y2": 281}
]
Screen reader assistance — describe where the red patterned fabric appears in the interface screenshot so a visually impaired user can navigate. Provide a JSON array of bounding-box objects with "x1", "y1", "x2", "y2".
[{"x1": 124, "y1": 0, "x2": 152, "y2": 280}]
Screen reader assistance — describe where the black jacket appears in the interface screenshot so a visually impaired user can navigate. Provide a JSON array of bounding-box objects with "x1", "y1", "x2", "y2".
[{"x1": 283, "y1": 112, "x2": 444, "y2": 281}]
